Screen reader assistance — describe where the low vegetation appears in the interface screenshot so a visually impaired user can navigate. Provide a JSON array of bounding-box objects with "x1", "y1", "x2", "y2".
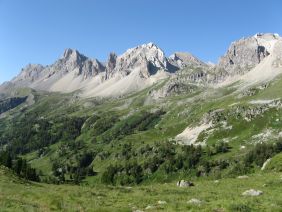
[{"x1": 1, "y1": 77, "x2": 282, "y2": 210}]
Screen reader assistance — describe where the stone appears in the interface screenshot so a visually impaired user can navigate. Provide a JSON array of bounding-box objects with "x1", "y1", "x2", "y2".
[
  {"x1": 261, "y1": 158, "x2": 271, "y2": 170},
  {"x1": 237, "y1": 175, "x2": 249, "y2": 179},
  {"x1": 177, "y1": 180, "x2": 194, "y2": 187},
  {"x1": 242, "y1": 189, "x2": 263, "y2": 196},
  {"x1": 145, "y1": 205, "x2": 154, "y2": 210},
  {"x1": 187, "y1": 198, "x2": 202, "y2": 205},
  {"x1": 157, "y1": 200, "x2": 167, "y2": 205}
]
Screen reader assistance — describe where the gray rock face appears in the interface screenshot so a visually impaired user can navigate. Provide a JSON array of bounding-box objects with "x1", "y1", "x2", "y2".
[
  {"x1": 150, "y1": 80, "x2": 197, "y2": 99},
  {"x1": 6, "y1": 43, "x2": 206, "y2": 96},
  {"x1": 2, "y1": 33, "x2": 281, "y2": 98},
  {"x1": 169, "y1": 52, "x2": 207, "y2": 69},
  {"x1": 11, "y1": 49, "x2": 106, "y2": 90},
  {"x1": 12, "y1": 64, "x2": 45, "y2": 86},
  {"x1": 53, "y1": 48, "x2": 105, "y2": 79},
  {"x1": 217, "y1": 33, "x2": 279, "y2": 74},
  {"x1": 106, "y1": 43, "x2": 174, "y2": 79},
  {"x1": 105, "y1": 52, "x2": 117, "y2": 79}
]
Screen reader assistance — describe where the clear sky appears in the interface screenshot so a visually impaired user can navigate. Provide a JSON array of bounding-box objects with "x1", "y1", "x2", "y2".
[{"x1": 0, "y1": 0, "x2": 282, "y2": 83}]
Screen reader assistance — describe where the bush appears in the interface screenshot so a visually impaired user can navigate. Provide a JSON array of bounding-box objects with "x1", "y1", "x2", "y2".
[{"x1": 229, "y1": 203, "x2": 251, "y2": 212}]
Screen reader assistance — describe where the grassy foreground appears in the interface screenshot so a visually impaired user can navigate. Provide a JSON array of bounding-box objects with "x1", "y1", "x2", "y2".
[{"x1": 1, "y1": 166, "x2": 282, "y2": 211}]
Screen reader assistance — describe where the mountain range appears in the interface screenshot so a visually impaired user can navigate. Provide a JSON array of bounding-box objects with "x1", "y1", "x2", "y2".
[
  {"x1": 1, "y1": 33, "x2": 281, "y2": 98},
  {"x1": 1, "y1": 33, "x2": 282, "y2": 211}
]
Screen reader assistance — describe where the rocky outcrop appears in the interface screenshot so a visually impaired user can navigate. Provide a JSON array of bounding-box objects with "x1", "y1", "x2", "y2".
[
  {"x1": 169, "y1": 52, "x2": 207, "y2": 68},
  {"x1": 261, "y1": 158, "x2": 271, "y2": 170},
  {"x1": 2, "y1": 33, "x2": 281, "y2": 98},
  {"x1": 176, "y1": 180, "x2": 194, "y2": 187},
  {"x1": 242, "y1": 189, "x2": 263, "y2": 196},
  {"x1": 10, "y1": 49, "x2": 106, "y2": 91},
  {"x1": 12, "y1": 64, "x2": 45, "y2": 86},
  {"x1": 217, "y1": 33, "x2": 280, "y2": 74},
  {"x1": 48, "y1": 48, "x2": 105, "y2": 79},
  {"x1": 105, "y1": 52, "x2": 117, "y2": 79},
  {"x1": 149, "y1": 80, "x2": 198, "y2": 99},
  {"x1": 106, "y1": 43, "x2": 174, "y2": 79}
]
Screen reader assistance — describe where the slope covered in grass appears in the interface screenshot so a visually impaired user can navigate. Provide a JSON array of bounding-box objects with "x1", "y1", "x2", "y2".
[{"x1": 1, "y1": 166, "x2": 282, "y2": 211}]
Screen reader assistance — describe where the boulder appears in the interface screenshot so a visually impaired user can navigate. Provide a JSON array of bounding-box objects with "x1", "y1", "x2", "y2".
[
  {"x1": 177, "y1": 180, "x2": 194, "y2": 187},
  {"x1": 237, "y1": 175, "x2": 249, "y2": 179},
  {"x1": 145, "y1": 205, "x2": 154, "y2": 210},
  {"x1": 242, "y1": 189, "x2": 263, "y2": 196},
  {"x1": 157, "y1": 200, "x2": 167, "y2": 205},
  {"x1": 261, "y1": 158, "x2": 271, "y2": 170},
  {"x1": 187, "y1": 198, "x2": 203, "y2": 205}
]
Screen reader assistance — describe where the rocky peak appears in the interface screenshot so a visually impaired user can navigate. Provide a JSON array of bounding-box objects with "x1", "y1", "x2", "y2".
[
  {"x1": 12, "y1": 64, "x2": 45, "y2": 83},
  {"x1": 54, "y1": 49, "x2": 105, "y2": 79},
  {"x1": 168, "y1": 52, "x2": 207, "y2": 68},
  {"x1": 61, "y1": 48, "x2": 88, "y2": 64},
  {"x1": 105, "y1": 52, "x2": 117, "y2": 79},
  {"x1": 218, "y1": 33, "x2": 281, "y2": 73},
  {"x1": 106, "y1": 42, "x2": 169, "y2": 79}
]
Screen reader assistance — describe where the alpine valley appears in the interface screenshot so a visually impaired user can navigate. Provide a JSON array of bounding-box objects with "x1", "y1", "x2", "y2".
[{"x1": 1, "y1": 33, "x2": 282, "y2": 211}]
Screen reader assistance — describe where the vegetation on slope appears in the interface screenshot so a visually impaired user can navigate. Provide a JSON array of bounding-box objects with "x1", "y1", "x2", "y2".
[{"x1": 1, "y1": 76, "x2": 282, "y2": 210}]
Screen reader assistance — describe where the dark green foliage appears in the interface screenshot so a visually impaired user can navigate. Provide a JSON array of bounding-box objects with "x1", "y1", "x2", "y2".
[
  {"x1": 0, "y1": 151, "x2": 13, "y2": 168},
  {"x1": 90, "y1": 114, "x2": 118, "y2": 136},
  {"x1": 100, "y1": 139, "x2": 282, "y2": 185},
  {"x1": 0, "y1": 151, "x2": 39, "y2": 181},
  {"x1": 0, "y1": 96, "x2": 27, "y2": 114},
  {"x1": 78, "y1": 152, "x2": 94, "y2": 168},
  {"x1": 1, "y1": 114, "x2": 86, "y2": 155},
  {"x1": 61, "y1": 117, "x2": 86, "y2": 140},
  {"x1": 98, "y1": 110, "x2": 165, "y2": 143},
  {"x1": 136, "y1": 110, "x2": 166, "y2": 131},
  {"x1": 101, "y1": 161, "x2": 144, "y2": 185},
  {"x1": 243, "y1": 140, "x2": 282, "y2": 167},
  {"x1": 101, "y1": 142, "x2": 204, "y2": 185},
  {"x1": 215, "y1": 141, "x2": 230, "y2": 154},
  {"x1": 50, "y1": 151, "x2": 96, "y2": 184},
  {"x1": 101, "y1": 164, "x2": 117, "y2": 184},
  {"x1": 229, "y1": 203, "x2": 251, "y2": 212}
]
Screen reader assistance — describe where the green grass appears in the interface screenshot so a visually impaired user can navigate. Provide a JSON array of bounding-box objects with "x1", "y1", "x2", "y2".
[
  {"x1": 265, "y1": 153, "x2": 282, "y2": 172},
  {"x1": 1, "y1": 166, "x2": 282, "y2": 211},
  {"x1": 3, "y1": 70, "x2": 282, "y2": 211}
]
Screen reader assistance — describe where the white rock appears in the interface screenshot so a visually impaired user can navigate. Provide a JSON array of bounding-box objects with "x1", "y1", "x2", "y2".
[
  {"x1": 176, "y1": 180, "x2": 194, "y2": 187},
  {"x1": 237, "y1": 175, "x2": 249, "y2": 179},
  {"x1": 157, "y1": 200, "x2": 167, "y2": 205},
  {"x1": 187, "y1": 198, "x2": 202, "y2": 205},
  {"x1": 242, "y1": 189, "x2": 263, "y2": 196},
  {"x1": 175, "y1": 122, "x2": 212, "y2": 146},
  {"x1": 261, "y1": 158, "x2": 271, "y2": 170},
  {"x1": 240, "y1": 145, "x2": 246, "y2": 149},
  {"x1": 145, "y1": 205, "x2": 154, "y2": 210}
]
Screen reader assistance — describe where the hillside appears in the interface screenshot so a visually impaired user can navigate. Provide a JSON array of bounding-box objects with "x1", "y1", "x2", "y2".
[
  {"x1": 0, "y1": 33, "x2": 282, "y2": 211},
  {"x1": 1, "y1": 166, "x2": 282, "y2": 211}
]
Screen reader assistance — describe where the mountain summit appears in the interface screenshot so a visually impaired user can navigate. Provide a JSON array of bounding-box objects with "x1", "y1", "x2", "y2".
[{"x1": 1, "y1": 33, "x2": 282, "y2": 97}]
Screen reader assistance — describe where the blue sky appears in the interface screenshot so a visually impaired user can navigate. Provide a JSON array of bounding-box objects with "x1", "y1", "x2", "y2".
[{"x1": 0, "y1": 0, "x2": 281, "y2": 83}]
